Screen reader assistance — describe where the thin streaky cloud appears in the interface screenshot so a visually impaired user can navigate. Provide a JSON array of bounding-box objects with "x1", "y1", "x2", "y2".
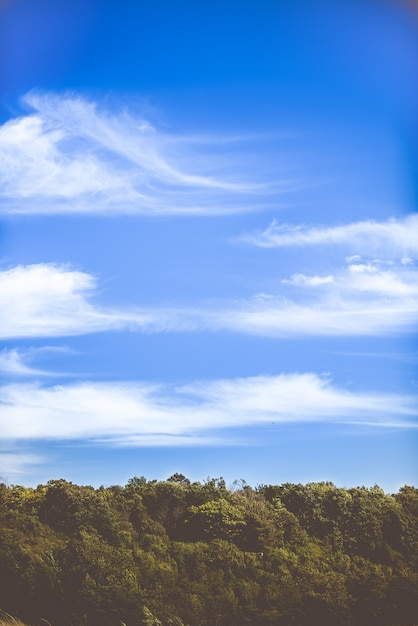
[
  {"x1": 0, "y1": 374, "x2": 416, "y2": 446},
  {"x1": 239, "y1": 214, "x2": 418, "y2": 257},
  {"x1": 282, "y1": 274, "x2": 334, "y2": 287},
  {"x1": 93, "y1": 434, "x2": 228, "y2": 447},
  {"x1": 198, "y1": 303, "x2": 416, "y2": 338},
  {"x1": 0, "y1": 450, "x2": 44, "y2": 480},
  {"x1": 326, "y1": 350, "x2": 418, "y2": 364},
  {"x1": 0, "y1": 347, "x2": 72, "y2": 377},
  {"x1": 0, "y1": 348, "x2": 47, "y2": 376},
  {"x1": 0, "y1": 91, "x2": 286, "y2": 216}
]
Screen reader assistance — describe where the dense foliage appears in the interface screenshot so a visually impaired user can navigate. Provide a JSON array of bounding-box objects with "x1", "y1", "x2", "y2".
[{"x1": 0, "y1": 476, "x2": 417, "y2": 625}]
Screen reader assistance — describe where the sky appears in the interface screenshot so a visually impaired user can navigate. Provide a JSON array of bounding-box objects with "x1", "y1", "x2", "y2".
[{"x1": 0, "y1": 0, "x2": 417, "y2": 492}]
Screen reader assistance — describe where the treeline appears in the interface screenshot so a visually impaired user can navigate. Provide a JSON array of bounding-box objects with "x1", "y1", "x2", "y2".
[{"x1": 0, "y1": 476, "x2": 417, "y2": 626}]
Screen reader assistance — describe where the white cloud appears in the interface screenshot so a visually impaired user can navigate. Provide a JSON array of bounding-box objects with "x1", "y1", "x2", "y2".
[
  {"x1": 0, "y1": 347, "x2": 71, "y2": 376},
  {"x1": 0, "y1": 91, "x2": 278, "y2": 216},
  {"x1": 166, "y1": 259, "x2": 418, "y2": 337},
  {"x1": 347, "y1": 262, "x2": 379, "y2": 274},
  {"x1": 0, "y1": 374, "x2": 416, "y2": 447},
  {"x1": 203, "y1": 300, "x2": 417, "y2": 337},
  {"x1": 239, "y1": 214, "x2": 418, "y2": 258},
  {"x1": 281, "y1": 273, "x2": 334, "y2": 287},
  {"x1": 0, "y1": 450, "x2": 44, "y2": 481},
  {"x1": 0, "y1": 348, "x2": 45, "y2": 376},
  {"x1": 229, "y1": 216, "x2": 418, "y2": 336},
  {"x1": 2, "y1": 261, "x2": 417, "y2": 340},
  {"x1": 345, "y1": 261, "x2": 418, "y2": 297},
  {"x1": 0, "y1": 263, "x2": 151, "y2": 339},
  {"x1": 204, "y1": 262, "x2": 418, "y2": 337}
]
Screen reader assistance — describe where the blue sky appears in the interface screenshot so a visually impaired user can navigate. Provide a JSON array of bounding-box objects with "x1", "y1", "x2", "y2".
[{"x1": 0, "y1": 0, "x2": 417, "y2": 491}]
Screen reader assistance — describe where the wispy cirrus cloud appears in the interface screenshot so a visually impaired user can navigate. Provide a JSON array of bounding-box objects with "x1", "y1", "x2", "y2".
[
  {"x1": 0, "y1": 373, "x2": 416, "y2": 448},
  {"x1": 0, "y1": 91, "x2": 282, "y2": 216},
  {"x1": 238, "y1": 214, "x2": 418, "y2": 258},
  {"x1": 282, "y1": 274, "x2": 334, "y2": 287},
  {"x1": 0, "y1": 450, "x2": 44, "y2": 481},
  {"x1": 1, "y1": 261, "x2": 417, "y2": 340},
  {"x1": 0, "y1": 347, "x2": 71, "y2": 376},
  {"x1": 0, "y1": 348, "x2": 47, "y2": 376}
]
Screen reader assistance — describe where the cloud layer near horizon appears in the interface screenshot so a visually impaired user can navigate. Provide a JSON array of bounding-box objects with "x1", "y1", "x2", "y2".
[
  {"x1": 0, "y1": 92, "x2": 279, "y2": 216},
  {"x1": 1, "y1": 373, "x2": 416, "y2": 449}
]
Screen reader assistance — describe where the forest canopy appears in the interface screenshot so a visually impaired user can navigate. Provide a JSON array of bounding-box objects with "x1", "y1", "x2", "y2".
[{"x1": 0, "y1": 477, "x2": 417, "y2": 626}]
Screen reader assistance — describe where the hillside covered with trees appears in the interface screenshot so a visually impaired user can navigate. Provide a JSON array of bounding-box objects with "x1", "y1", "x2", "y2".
[{"x1": 0, "y1": 476, "x2": 417, "y2": 626}]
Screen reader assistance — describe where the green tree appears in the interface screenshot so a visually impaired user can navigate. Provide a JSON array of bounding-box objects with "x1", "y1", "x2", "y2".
[{"x1": 186, "y1": 498, "x2": 246, "y2": 542}]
